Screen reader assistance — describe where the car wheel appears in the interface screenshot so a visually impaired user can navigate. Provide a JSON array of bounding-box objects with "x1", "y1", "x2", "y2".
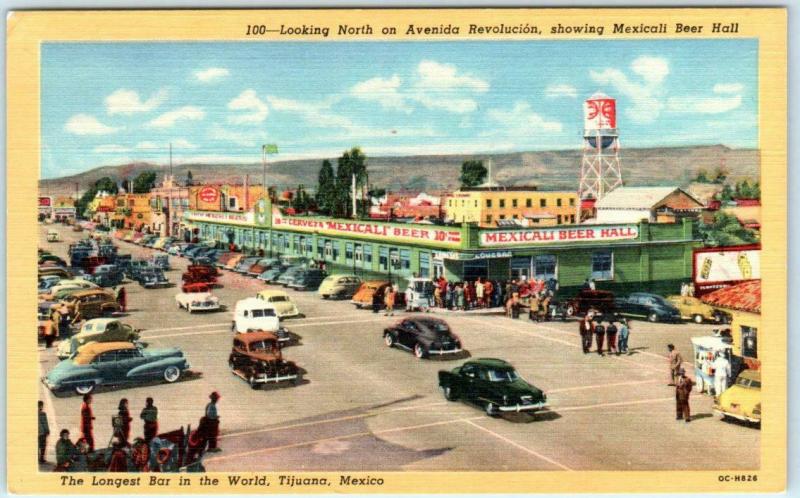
[
  {"x1": 384, "y1": 333, "x2": 395, "y2": 347},
  {"x1": 485, "y1": 402, "x2": 498, "y2": 417},
  {"x1": 163, "y1": 366, "x2": 181, "y2": 383},
  {"x1": 75, "y1": 383, "x2": 95, "y2": 395},
  {"x1": 176, "y1": 301, "x2": 182, "y2": 309},
  {"x1": 441, "y1": 386, "x2": 457, "y2": 401},
  {"x1": 648, "y1": 312, "x2": 658, "y2": 323},
  {"x1": 565, "y1": 305, "x2": 575, "y2": 317},
  {"x1": 693, "y1": 314, "x2": 704, "y2": 324},
  {"x1": 414, "y1": 343, "x2": 427, "y2": 359}
]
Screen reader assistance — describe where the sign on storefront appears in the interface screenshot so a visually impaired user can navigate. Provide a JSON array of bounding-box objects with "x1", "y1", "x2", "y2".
[
  {"x1": 198, "y1": 186, "x2": 219, "y2": 203},
  {"x1": 480, "y1": 225, "x2": 638, "y2": 247},
  {"x1": 186, "y1": 210, "x2": 254, "y2": 226}
]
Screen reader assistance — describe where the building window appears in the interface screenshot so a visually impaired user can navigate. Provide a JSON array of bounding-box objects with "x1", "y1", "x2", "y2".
[
  {"x1": 534, "y1": 255, "x2": 557, "y2": 280},
  {"x1": 399, "y1": 249, "x2": 411, "y2": 272},
  {"x1": 317, "y1": 238, "x2": 324, "y2": 258},
  {"x1": 570, "y1": 214, "x2": 576, "y2": 223},
  {"x1": 569, "y1": 198, "x2": 576, "y2": 207},
  {"x1": 379, "y1": 246, "x2": 389, "y2": 271},
  {"x1": 363, "y1": 245, "x2": 373, "y2": 266},
  {"x1": 591, "y1": 251, "x2": 613, "y2": 280},
  {"x1": 526, "y1": 199, "x2": 532, "y2": 208},
  {"x1": 293, "y1": 235, "x2": 301, "y2": 254},
  {"x1": 557, "y1": 215, "x2": 562, "y2": 224},
  {"x1": 485, "y1": 214, "x2": 492, "y2": 223},
  {"x1": 486, "y1": 199, "x2": 492, "y2": 208},
  {"x1": 474, "y1": 200, "x2": 478, "y2": 207},
  {"x1": 557, "y1": 198, "x2": 562, "y2": 207},
  {"x1": 512, "y1": 214, "x2": 518, "y2": 219},
  {"x1": 741, "y1": 326, "x2": 758, "y2": 358},
  {"x1": 332, "y1": 241, "x2": 340, "y2": 260},
  {"x1": 305, "y1": 237, "x2": 313, "y2": 254},
  {"x1": 354, "y1": 244, "x2": 363, "y2": 265},
  {"x1": 390, "y1": 248, "x2": 401, "y2": 271},
  {"x1": 228, "y1": 196, "x2": 238, "y2": 210},
  {"x1": 419, "y1": 252, "x2": 430, "y2": 278},
  {"x1": 540, "y1": 198, "x2": 547, "y2": 207},
  {"x1": 345, "y1": 242, "x2": 354, "y2": 262},
  {"x1": 512, "y1": 199, "x2": 518, "y2": 208},
  {"x1": 499, "y1": 214, "x2": 506, "y2": 220},
  {"x1": 324, "y1": 241, "x2": 333, "y2": 260},
  {"x1": 499, "y1": 199, "x2": 505, "y2": 208}
]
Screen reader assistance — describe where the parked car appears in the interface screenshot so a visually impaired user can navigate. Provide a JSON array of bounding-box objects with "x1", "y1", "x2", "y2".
[
  {"x1": 383, "y1": 317, "x2": 462, "y2": 359},
  {"x1": 666, "y1": 295, "x2": 729, "y2": 324},
  {"x1": 47, "y1": 229, "x2": 61, "y2": 242},
  {"x1": 183, "y1": 245, "x2": 207, "y2": 259},
  {"x1": 153, "y1": 237, "x2": 174, "y2": 250},
  {"x1": 167, "y1": 243, "x2": 189, "y2": 256},
  {"x1": 231, "y1": 298, "x2": 290, "y2": 342},
  {"x1": 125, "y1": 260, "x2": 151, "y2": 280},
  {"x1": 438, "y1": 358, "x2": 548, "y2": 416},
  {"x1": 43, "y1": 278, "x2": 99, "y2": 297},
  {"x1": 257, "y1": 265, "x2": 288, "y2": 283},
  {"x1": 214, "y1": 251, "x2": 237, "y2": 268},
  {"x1": 713, "y1": 369, "x2": 760, "y2": 425},
  {"x1": 405, "y1": 278, "x2": 435, "y2": 311},
  {"x1": 615, "y1": 292, "x2": 682, "y2": 323},
  {"x1": 234, "y1": 257, "x2": 261, "y2": 274},
  {"x1": 43, "y1": 341, "x2": 190, "y2": 395},
  {"x1": 175, "y1": 291, "x2": 221, "y2": 313},
  {"x1": 138, "y1": 268, "x2": 171, "y2": 288},
  {"x1": 247, "y1": 258, "x2": 280, "y2": 277},
  {"x1": 56, "y1": 318, "x2": 141, "y2": 360},
  {"x1": 38, "y1": 266, "x2": 73, "y2": 280},
  {"x1": 38, "y1": 275, "x2": 63, "y2": 292},
  {"x1": 87, "y1": 264, "x2": 125, "y2": 287},
  {"x1": 182, "y1": 265, "x2": 218, "y2": 286},
  {"x1": 288, "y1": 268, "x2": 326, "y2": 291},
  {"x1": 563, "y1": 289, "x2": 616, "y2": 317},
  {"x1": 256, "y1": 289, "x2": 300, "y2": 318},
  {"x1": 181, "y1": 282, "x2": 213, "y2": 294},
  {"x1": 351, "y1": 281, "x2": 397, "y2": 309},
  {"x1": 276, "y1": 265, "x2": 306, "y2": 287},
  {"x1": 150, "y1": 254, "x2": 171, "y2": 271},
  {"x1": 224, "y1": 254, "x2": 246, "y2": 271},
  {"x1": 39, "y1": 254, "x2": 67, "y2": 267},
  {"x1": 228, "y1": 331, "x2": 299, "y2": 388},
  {"x1": 61, "y1": 289, "x2": 120, "y2": 320},
  {"x1": 318, "y1": 274, "x2": 362, "y2": 299}
]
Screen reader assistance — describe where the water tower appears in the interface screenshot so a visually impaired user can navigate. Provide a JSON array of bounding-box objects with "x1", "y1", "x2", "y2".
[{"x1": 579, "y1": 93, "x2": 623, "y2": 201}]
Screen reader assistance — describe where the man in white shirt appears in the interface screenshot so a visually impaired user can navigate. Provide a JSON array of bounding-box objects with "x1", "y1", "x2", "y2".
[{"x1": 712, "y1": 353, "x2": 731, "y2": 397}]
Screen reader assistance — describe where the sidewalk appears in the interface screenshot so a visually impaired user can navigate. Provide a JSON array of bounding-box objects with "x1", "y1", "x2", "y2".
[{"x1": 425, "y1": 306, "x2": 506, "y2": 316}]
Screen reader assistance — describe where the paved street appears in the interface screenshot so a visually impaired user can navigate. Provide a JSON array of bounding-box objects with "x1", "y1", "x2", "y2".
[{"x1": 38, "y1": 223, "x2": 760, "y2": 471}]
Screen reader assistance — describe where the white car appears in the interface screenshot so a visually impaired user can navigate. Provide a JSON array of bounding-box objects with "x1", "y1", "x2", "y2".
[
  {"x1": 231, "y1": 297, "x2": 290, "y2": 342},
  {"x1": 175, "y1": 291, "x2": 221, "y2": 313}
]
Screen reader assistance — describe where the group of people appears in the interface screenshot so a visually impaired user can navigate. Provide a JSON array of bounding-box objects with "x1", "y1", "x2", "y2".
[
  {"x1": 40, "y1": 285, "x2": 127, "y2": 349},
  {"x1": 39, "y1": 392, "x2": 221, "y2": 471},
  {"x1": 578, "y1": 312, "x2": 631, "y2": 355},
  {"x1": 431, "y1": 275, "x2": 560, "y2": 314}
]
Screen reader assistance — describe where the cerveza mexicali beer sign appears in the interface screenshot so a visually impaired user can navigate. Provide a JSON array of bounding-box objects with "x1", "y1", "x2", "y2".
[
  {"x1": 272, "y1": 210, "x2": 463, "y2": 248},
  {"x1": 480, "y1": 225, "x2": 639, "y2": 247}
]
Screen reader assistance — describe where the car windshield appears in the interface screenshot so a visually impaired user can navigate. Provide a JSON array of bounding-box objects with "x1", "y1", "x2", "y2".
[
  {"x1": 249, "y1": 340, "x2": 277, "y2": 353},
  {"x1": 429, "y1": 322, "x2": 450, "y2": 333},
  {"x1": 251, "y1": 309, "x2": 277, "y2": 318},
  {"x1": 487, "y1": 369, "x2": 519, "y2": 382},
  {"x1": 269, "y1": 296, "x2": 289, "y2": 303},
  {"x1": 736, "y1": 377, "x2": 760, "y2": 388}
]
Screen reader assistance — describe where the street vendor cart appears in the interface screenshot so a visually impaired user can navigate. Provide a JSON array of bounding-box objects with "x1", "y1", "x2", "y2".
[{"x1": 690, "y1": 335, "x2": 733, "y2": 395}]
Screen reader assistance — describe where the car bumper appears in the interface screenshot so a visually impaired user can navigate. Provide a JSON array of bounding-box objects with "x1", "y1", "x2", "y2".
[
  {"x1": 713, "y1": 408, "x2": 760, "y2": 423},
  {"x1": 143, "y1": 282, "x2": 170, "y2": 288},
  {"x1": 41, "y1": 376, "x2": 59, "y2": 391},
  {"x1": 428, "y1": 346, "x2": 462, "y2": 355},
  {"x1": 254, "y1": 372, "x2": 298, "y2": 383},
  {"x1": 499, "y1": 401, "x2": 547, "y2": 412},
  {"x1": 190, "y1": 304, "x2": 221, "y2": 312}
]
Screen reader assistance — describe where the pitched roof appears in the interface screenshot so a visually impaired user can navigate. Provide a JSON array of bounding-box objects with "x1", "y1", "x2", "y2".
[
  {"x1": 595, "y1": 186, "x2": 696, "y2": 210},
  {"x1": 700, "y1": 280, "x2": 761, "y2": 314}
]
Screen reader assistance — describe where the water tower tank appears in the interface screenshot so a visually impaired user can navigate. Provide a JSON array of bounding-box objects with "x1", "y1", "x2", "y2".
[{"x1": 584, "y1": 93, "x2": 617, "y2": 148}]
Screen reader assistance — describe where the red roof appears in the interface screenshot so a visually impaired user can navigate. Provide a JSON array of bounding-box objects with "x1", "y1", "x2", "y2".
[{"x1": 700, "y1": 280, "x2": 760, "y2": 314}]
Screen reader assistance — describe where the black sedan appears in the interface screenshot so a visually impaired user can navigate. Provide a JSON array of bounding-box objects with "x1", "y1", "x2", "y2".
[
  {"x1": 614, "y1": 292, "x2": 682, "y2": 323},
  {"x1": 383, "y1": 317, "x2": 462, "y2": 359}
]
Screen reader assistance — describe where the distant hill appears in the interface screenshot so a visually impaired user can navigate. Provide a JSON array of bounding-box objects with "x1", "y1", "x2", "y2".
[{"x1": 39, "y1": 145, "x2": 759, "y2": 196}]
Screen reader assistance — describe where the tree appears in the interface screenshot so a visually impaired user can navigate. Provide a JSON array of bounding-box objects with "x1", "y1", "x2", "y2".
[
  {"x1": 74, "y1": 176, "x2": 118, "y2": 217},
  {"x1": 735, "y1": 179, "x2": 760, "y2": 199},
  {"x1": 292, "y1": 184, "x2": 310, "y2": 212},
  {"x1": 132, "y1": 171, "x2": 157, "y2": 193},
  {"x1": 711, "y1": 165, "x2": 728, "y2": 184},
  {"x1": 186, "y1": 170, "x2": 194, "y2": 186},
  {"x1": 696, "y1": 212, "x2": 758, "y2": 247},
  {"x1": 694, "y1": 169, "x2": 710, "y2": 183},
  {"x1": 333, "y1": 147, "x2": 368, "y2": 218},
  {"x1": 459, "y1": 160, "x2": 487, "y2": 188},
  {"x1": 316, "y1": 159, "x2": 336, "y2": 215}
]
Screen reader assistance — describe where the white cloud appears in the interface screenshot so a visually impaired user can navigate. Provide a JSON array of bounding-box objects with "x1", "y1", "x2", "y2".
[
  {"x1": 267, "y1": 95, "x2": 352, "y2": 128},
  {"x1": 136, "y1": 138, "x2": 196, "y2": 150},
  {"x1": 713, "y1": 83, "x2": 744, "y2": 94},
  {"x1": 350, "y1": 75, "x2": 409, "y2": 113},
  {"x1": 227, "y1": 89, "x2": 269, "y2": 124},
  {"x1": 172, "y1": 138, "x2": 197, "y2": 149},
  {"x1": 146, "y1": 106, "x2": 205, "y2": 128},
  {"x1": 136, "y1": 141, "x2": 159, "y2": 150},
  {"x1": 545, "y1": 84, "x2": 578, "y2": 98},
  {"x1": 667, "y1": 95, "x2": 743, "y2": 114},
  {"x1": 105, "y1": 88, "x2": 167, "y2": 115},
  {"x1": 93, "y1": 144, "x2": 130, "y2": 153},
  {"x1": 487, "y1": 102, "x2": 563, "y2": 136},
  {"x1": 65, "y1": 114, "x2": 120, "y2": 135},
  {"x1": 590, "y1": 56, "x2": 670, "y2": 123},
  {"x1": 208, "y1": 124, "x2": 268, "y2": 148},
  {"x1": 194, "y1": 67, "x2": 229, "y2": 83}
]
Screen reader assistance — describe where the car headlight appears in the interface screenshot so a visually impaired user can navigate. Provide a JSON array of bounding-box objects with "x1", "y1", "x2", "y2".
[{"x1": 503, "y1": 394, "x2": 509, "y2": 404}]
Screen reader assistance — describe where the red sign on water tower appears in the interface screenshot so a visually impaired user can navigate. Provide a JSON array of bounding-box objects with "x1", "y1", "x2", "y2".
[{"x1": 584, "y1": 94, "x2": 617, "y2": 130}]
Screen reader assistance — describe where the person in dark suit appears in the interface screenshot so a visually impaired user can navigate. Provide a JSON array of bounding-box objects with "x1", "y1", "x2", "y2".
[
  {"x1": 579, "y1": 315, "x2": 594, "y2": 354},
  {"x1": 594, "y1": 321, "x2": 606, "y2": 355},
  {"x1": 676, "y1": 368, "x2": 695, "y2": 422}
]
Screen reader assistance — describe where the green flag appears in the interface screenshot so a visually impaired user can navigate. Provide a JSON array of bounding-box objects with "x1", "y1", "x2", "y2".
[{"x1": 263, "y1": 144, "x2": 278, "y2": 154}]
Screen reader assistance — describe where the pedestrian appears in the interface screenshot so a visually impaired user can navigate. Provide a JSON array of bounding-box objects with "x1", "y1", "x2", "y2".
[
  {"x1": 547, "y1": 276, "x2": 559, "y2": 294},
  {"x1": 46, "y1": 306, "x2": 59, "y2": 348},
  {"x1": 606, "y1": 320, "x2": 618, "y2": 355},
  {"x1": 372, "y1": 288, "x2": 382, "y2": 314},
  {"x1": 107, "y1": 437, "x2": 128, "y2": 472},
  {"x1": 464, "y1": 281, "x2": 474, "y2": 310},
  {"x1": 203, "y1": 391, "x2": 221, "y2": 453},
  {"x1": 59, "y1": 305, "x2": 71, "y2": 339},
  {"x1": 529, "y1": 293, "x2": 540, "y2": 322},
  {"x1": 675, "y1": 368, "x2": 695, "y2": 422},
  {"x1": 618, "y1": 319, "x2": 630, "y2": 354},
  {"x1": 667, "y1": 344, "x2": 683, "y2": 386},
  {"x1": 55, "y1": 429, "x2": 78, "y2": 471},
  {"x1": 712, "y1": 352, "x2": 732, "y2": 397},
  {"x1": 433, "y1": 286, "x2": 443, "y2": 308},
  {"x1": 80, "y1": 393, "x2": 95, "y2": 452},
  {"x1": 594, "y1": 320, "x2": 606, "y2": 355},
  {"x1": 541, "y1": 290, "x2": 552, "y2": 321},
  {"x1": 456, "y1": 284, "x2": 465, "y2": 311},
  {"x1": 483, "y1": 280, "x2": 494, "y2": 308},
  {"x1": 140, "y1": 397, "x2": 158, "y2": 443},
  {"x1": 582, "y1": 279, "x2": 591, "y2": 290},
  {"x1": 475, "y1": 278, "x2": 485, "y2": 308},
  {"x1": 579, "y1": 314, "x2": 594, "y2": 353},
  {"x1": 384, "y1": 287, "x2": 395, "y2": 316},
  {"x1": 38, "y1": 401, "x2": 49, "y2": 463},
  {"x1": 405, "y1": 285, "x2": 414, "y2": 312},
  {"x1": 116, "y1": 286, "x2": 127, "y2": 312},
  {"x1": 114, "y1": 398, "x2": 132, "y2": 445}
]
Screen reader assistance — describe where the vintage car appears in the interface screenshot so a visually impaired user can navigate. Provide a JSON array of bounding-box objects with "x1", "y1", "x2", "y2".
[
  {"x1": 181, "y1": 282, "x2": 212, "y2": 293},
  {"x1": 247, "y1": 258, "x2": 280, "y2": 277},
  {"x1": 404, "y1": 278, "x2": 435, "y2": 311},
  {"x1": 256, "y1": 289, "x2": 300, "y2": 318},
  {"x1": 47, "y1": 229, "x2": 61, "y2": 242},
  {"x1": 213, "y1": 251, "x2": 237, "y2": 268},
  {"x1": 563, "y1": 289, "x2": 616, "y2": 317},
  {"x1": 351, "y1": 281, "x2": 405, "y2": 309},
  {"x1": 125, "y1": 260, "x2": 152, "y2": 281},
  {"x1": 38, "y1": 275, "x2": 63, "y2": 292},
  {"x1": 615, "y1": 292, "x2": 682, "y2": 323},
  {"x1": 182, "y1": 265, "x2": 218, "y2": 286},
  {"x1": 231, "y1": 298, "x2": 290, "y2": 342},
  {"x1": 714, "y1": 369, "x2": 761, "y2": 425},
  {"x1": 175, "y1": 291, "x2": 221, "y2": 313},
  {"x1": 61, "y1": 289, "x2": 120, "y2": 320},
  {"x1": 438, "y1": 358, "x2": 547, "y2": 416},
  {"x1": 229, "y1": 332, "x2": 299, "y2": 388},
  {"x1": 43, "y1": 341, "x2": 190, "y2": 395},
  {"x1": 257, "y1": 265, "x2": 289, "y2": 283},
  {"x1": 288, "y1": 268, "x2": 326, "y2": 291},
  {"x1": 38, "y1": 266, "x2": 73, "y2": 280},
  {"x1": 318, "y1": 274, "x2": 362, "y2": 299},
  {"x1": 224, "y1": 254, "x2": 246, "y2": 271},
  {"x1": 167, "y1": 243, "x2": 188, "y2": 255},
  {"x1": 39, "y1": 279, "x2": 99, "y2": 300},
  {"x1": 39, "y1": 254, "x2": 68, "y2": 267},
  {"x1": 86, "y1": 264, "x2": 125, "y2": 287},
  {"x1": 138, "y1": 268, "x2": 171, "y2": 288},
  {"x1": 384, "y1": 317, "x2": 462, "y2": 359},
  {"x1": 152, "y1": 237, "x2": 174, "y2": 251},
  {"x1": 56, "y1": 318, "x2": 141, "y2": 360},
  {"x1": 666, "y1": 295, "x2": 729, "y2": 324},
  {"x1": 276, "y1": 265, "x2": 306, "y2": 287},
  {"x1": 150, "y1": 254, "x2": 171, "y2": 271},
  {"x1": 233, "y1": 257, "x2": 261, "y2": 274}
]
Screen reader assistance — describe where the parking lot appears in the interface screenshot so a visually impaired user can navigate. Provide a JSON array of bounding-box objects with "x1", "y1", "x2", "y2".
[{"x1": 38, "y1": 223, "x2": 760, "y2": 472}]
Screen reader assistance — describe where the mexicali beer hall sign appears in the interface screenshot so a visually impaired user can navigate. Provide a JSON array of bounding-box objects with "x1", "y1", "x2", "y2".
[
  {"x1": 272, "y1": 210, "x2": 463, "y2": 248},
  {"x1": 480, "y1": 225, "x2": 639, "y2": 247}
]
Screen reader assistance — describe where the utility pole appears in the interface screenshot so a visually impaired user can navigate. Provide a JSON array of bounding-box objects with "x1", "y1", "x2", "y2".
[{"x1": 351, "y1": 172, "x2": 357, "y2": 219}]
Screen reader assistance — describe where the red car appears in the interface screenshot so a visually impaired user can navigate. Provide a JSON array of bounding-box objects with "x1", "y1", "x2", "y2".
[
  {"x1": 182, "y1": 265, "x2": 219, "y2": 286},
  {"x1": 181, "y1": 282, "x2": 212, "y2": 293}
]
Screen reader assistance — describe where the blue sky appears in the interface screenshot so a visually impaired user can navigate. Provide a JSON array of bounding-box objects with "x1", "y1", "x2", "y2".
[{"x1": 41, "y1": 39, "x2": 758, "y2": 179}]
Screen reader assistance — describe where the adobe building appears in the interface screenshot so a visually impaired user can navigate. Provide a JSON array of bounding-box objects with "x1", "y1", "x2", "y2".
[
  {"x1": 701, "y1": 279, "x2": 760, "y2": 369},
  {"x1": 444, "y1": 186, "x2": 579, "y2": 228}
]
